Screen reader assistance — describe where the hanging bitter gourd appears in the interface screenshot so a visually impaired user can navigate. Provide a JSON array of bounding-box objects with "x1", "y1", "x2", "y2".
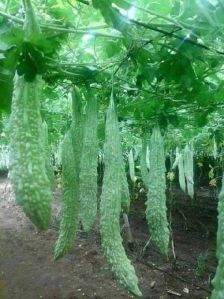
[
  {"x1": 54, "y1": 131, "x2": 79, "y2": 259},
  {"x1": 146, "y1": 144, "x2": 150, "y2": 170},
  {"x1": 79, "y1": 92, "x2": 98, "y2": 232},
  {"x1": 172, "y1": 147, "x2": 186, "y2": 193},
  {"x1": 120, "y1": 156, "x2": 130, "y2": 214},
  {"x1": 128, "y1": 149, "x2": 135, "y2": 183},
  {"x1": 183, "y1": 144, "x2": 194, "y2": 199},
  {"x1": 42, "y1": 121, "x2": 54, "y2": 190},
  {"x1": 145, "y1": 127, "x2": 169, "y2": 256},
  {"x1": 172, "y1": 147, "x2": 180, "y2": 170},
  {"x1": 71, "y1": 86, "x2": 84, "y2": 173},
  {"x1": 178, "y1": 152, "x2": 186, "y2": 194},
  {"x1": 100, "y1": 93, "x2": 142, "y2": 297},
  {"x1": 55, "y1": 87, "x2": 83, "y2": 259},
  {"x1": 9, "y1": 0, "x2": 52, "y2": 230},
  {"x1": 211, "y1": 174, "x2": 224, "y2": 299},
  {"x1": 140, "y1": 138, "x2": 149, "y2": 189}
]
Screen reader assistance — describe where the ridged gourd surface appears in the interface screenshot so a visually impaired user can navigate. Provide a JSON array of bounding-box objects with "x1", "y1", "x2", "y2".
[
  {"x1": 79, "y1": 94, "x2": 98, "y2": 232},
  {"x1": 100, "y1": 95, "x2": 142, "y2": 297},
  {"x1": 183, "y1": 144, "x2": 194, "y2": 199},
  {"x1": 178, "y1": 153, "x2": 186, "y2": 193},
  {"x1": 211, "y1": 175, "x2": 224, "y2": 299},
  {"x1": 42, "y1": 121, "x2": 55, "y2": 190},
  {"x1": 145, "y1": 127, "x2": 170, "y2": 256},
  {"x1": 54, "y1": 131, "x2": 79, "y2": 260},
  {"x1": 55, "y1": 87, "x2": 83, "y2": 259},
  {"x1": 128, "y1": 149, "x2": 135, "y2": 182},
  {"x1": 9, "y1": 75, "x2": 52, "y2": 230},
  {"x1": 140, "y1": 139, "x2": 149, "y2": 189}
]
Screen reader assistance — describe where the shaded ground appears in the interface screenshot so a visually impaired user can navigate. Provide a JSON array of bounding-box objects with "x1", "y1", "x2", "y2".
[{"x1": 0, "y1": 177, "x2": 215, "y2": 299}]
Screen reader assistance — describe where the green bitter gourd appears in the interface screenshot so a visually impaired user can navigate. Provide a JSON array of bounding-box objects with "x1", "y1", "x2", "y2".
[
  {"x1": 9, "y1": 0, "x2": 52, "y2": 230},
  {"x1": 79, "y1": 92, "x2": 98, "y2": 232},
  {"x1": 183, "y1": 144, "x2": 194, "y2": 199},
  {"x1": 100, "y1": 93, "x2": 142, "y2": 297},
  {"x1": 128, "y1": 149, "x2": 135, "y2": 182},
  {"x1": 211, "y1": 174, "x2": 224, "y2": 299},
  {"x1": 42, "y1": 121, "x2": 54, "y2": 190},
  {"x1": 54, "y1": 131, "x2": 79, "y2": 259},
  {"x1": 140, "y1": 138, "x2": 149, "y2": 189},
  {"x1": 145, "y1": 126, "x2": 170, "y2": 256},
  {"x1": 178, "y1": 152, "x2": 186, "y2": 193},
  {"x1": 120, "y1": 157, "x2": 130, "y2": 214},
  {"x1": 54, "y1": 87, "x2": 83, "y2": 259}
]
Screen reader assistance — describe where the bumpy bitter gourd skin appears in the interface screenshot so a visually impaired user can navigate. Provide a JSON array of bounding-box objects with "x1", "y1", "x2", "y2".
[
  {"x1": 146, "y1": 127, "x2": 170, "y2": 256},
  {"x1": 211, "y1": 175, "x2": 224, "y2": 299},
  {"x1": 55, "y1": 87, "x2": 83, "y2": 259},
  {"x1": 9, "y1": 0, "x2": 52, "y2": 230},
  {"x1": 9, "y1": 75, "x2": 52, "y2": 230},
  {"x1": 120, "y1": 158, "x2": 130, "y2": 214},
  {"x1": 100, "y1": 95, "x2": 142, "y2": 297},
  {"x1": 71, "y1": 86, "x2": 84, "y2": 172},
  {"x1": 54, "y1": 131, "x2": 79, "y2": 259},
  {"x1": 183, "y1": 144, "x2": 194, "y2": 199},
  {"x1": 140, "y1": 138, "x2": 149, "y2": 189},
  {"x1": 178, "y1": 152, "x2": 186, "y2": 193},
  {"x1": 128, "y1": 149, "x2": 135, "y2": 182},
  {"x1": 42, "y1": 121, "x2": 54, "y2": 190},
  {"x1": 80, "y1": 93, "x2": 98, "y2": 232}
]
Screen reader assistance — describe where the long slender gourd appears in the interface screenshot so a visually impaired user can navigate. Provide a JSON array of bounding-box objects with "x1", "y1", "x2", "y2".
[
  {"x1": 55, "y1": 87, "x2": 83, "y2": 259},
  {"x1": 140, "y1": 138, "x2": 149, "y2": 189},
  {"x1": 183, "y1": 144, "x2": 194, "y2": 199},
  {"x1": 79, "y1": 92, "x2": 98, "y2": 232},
  {"x1": 42, "y1": 121, "x2": 54, "y2": 190},
  {"x1": 128, "y1": 149, "x2": 135, "y2": 182},
  {"x1": 211, "y1": 174, "x2": 224, "y2": 299},
  {"x1": 178, "y1": 153, "x2": 186, "y2": 193},
  {"x1": 54, "y1": 131, "x2": 79, "y2": 259},
  {"x1": 100, "y1": 93, "x2": 142, "y2": 297},
  {"x1": 145, "y1": 127, "x2": 170, "y2": 256}
]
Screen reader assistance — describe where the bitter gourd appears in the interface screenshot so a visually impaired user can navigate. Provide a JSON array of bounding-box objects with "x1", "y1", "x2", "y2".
[
  {"x1": 9, "y1": 0, "x2": 52, "y2": 230},
  {"x1": 172, "y1": 147, "x2": 180, "y2": 170},
  {"x1": 145, "y1": 127, "x2": 170, "y2": 256},
  {"x1": 128, "y1": 149, "x2": 135, "y2": 182},
  {"x1": 172, "y1": 147, "x2": 186, "y2": 194},
  {"x1": 71, "y1": 86, "x2": 84, "y2": 173},
  {"x1": 140, "y1": 138, "x2": 149, "y2": 189},
  {"x1": 79, "y1": 92, "x2": 98, "y2": 232},
  {"x1": 42, "y1": 121, "x2": 54, "y2": 190},
  {"x1": 183, "y1": 144, "x2": 194, "y2": 199},
  {"x1": 120, "y1": 157, "x2": 130, "y2": 214},
  {"x1": 100, "y1": 93, "x2": 142, "y2": 297},
  {"x1": 146, "y1": 144, "x2": 150, "y2": 170},
  {"x1": 54, "y1": 131, "x2": 79, "y2": 259},
  {"x1": 178, "y1": 152, "x2": 186, "y2": 194},
  {"x1": 55, "y1": 87, "x2": 83, "y2": 259},
  {"x1": 211, "y1": 174, "x2": 224, "y2": 299}
]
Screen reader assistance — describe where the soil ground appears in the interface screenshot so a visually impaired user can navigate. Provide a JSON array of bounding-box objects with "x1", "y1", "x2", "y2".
[{"x1": 0, "y1": 176, "x2": 216, "y2": 299}]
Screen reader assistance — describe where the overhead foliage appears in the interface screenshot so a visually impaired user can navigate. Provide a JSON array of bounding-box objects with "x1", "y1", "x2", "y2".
[{"x1": 0, "y1": 0, "x2": 223, "y2": 132}]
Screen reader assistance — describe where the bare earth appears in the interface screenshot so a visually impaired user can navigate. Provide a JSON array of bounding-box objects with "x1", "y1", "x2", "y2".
[{"x1": 0, "y1": 177, "x2": 214, "y2": 299}]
